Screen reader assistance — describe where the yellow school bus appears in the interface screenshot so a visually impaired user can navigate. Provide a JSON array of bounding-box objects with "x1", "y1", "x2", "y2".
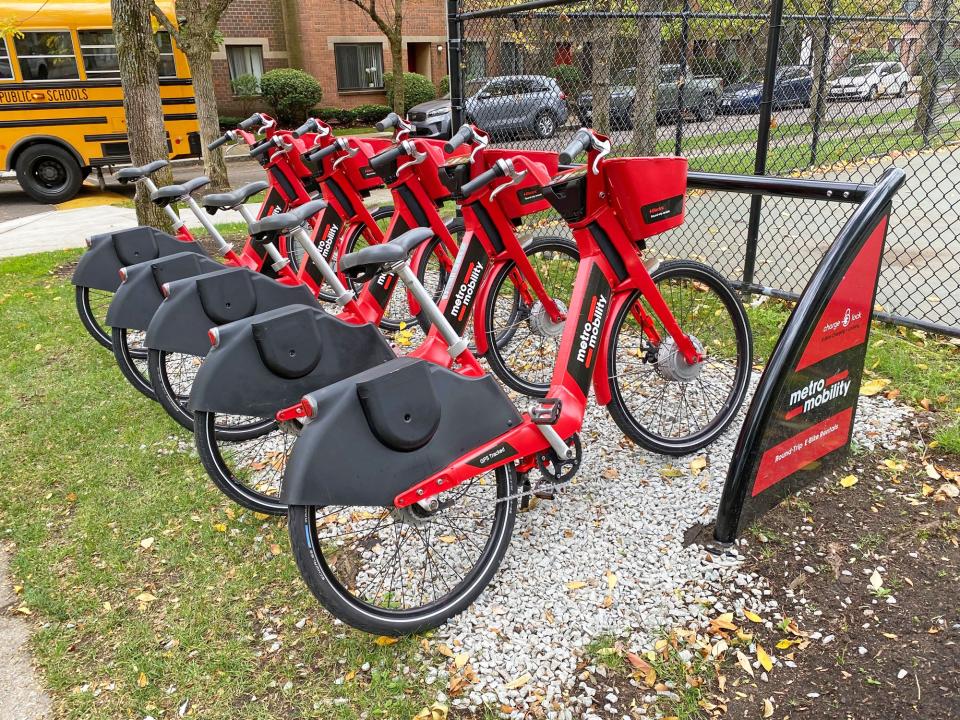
[{"x1": 0, "y1": 0, "x2": 199, "y2": 203}]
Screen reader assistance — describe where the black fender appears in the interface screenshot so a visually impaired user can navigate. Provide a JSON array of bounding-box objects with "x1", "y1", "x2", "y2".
[
  {"x1": 105, "y1": 251, "x2": 224, "y2": 331},
  {"x1": 188, "y1": 304, "x2": 395, "y2": 417},
  {"x1": 145, "y1": 267, "x2": 318, "y2": 356},
  {"x1": 71, "y1": 226, "x2": 207, "y2": 292},
  {"x1": 280, "y1": 358, "x2": 522, "y2": 507}
]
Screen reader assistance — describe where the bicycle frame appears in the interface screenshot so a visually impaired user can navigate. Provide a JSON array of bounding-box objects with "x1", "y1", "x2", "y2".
[{"x1": 393, "y1": 142, "x2": 698, "y2": 509}]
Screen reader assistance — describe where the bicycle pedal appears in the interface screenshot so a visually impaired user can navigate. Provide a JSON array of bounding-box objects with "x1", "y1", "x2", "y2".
[
  {"x1": 534, "y1": 488, "x2": 556, "y2": 500},
  {"x1": 530, "y1": 397, "x2": 562, "y2": 425}
]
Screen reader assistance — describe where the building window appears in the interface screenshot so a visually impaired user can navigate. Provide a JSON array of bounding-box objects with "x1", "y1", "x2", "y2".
[
  {"x1": 156, "y1": 31, "x2": 177, "y2": 78},
  {"x1": 499, "y1": 41, "x2": 522, "y2": 74},
  {"x1": 334, "y1": 43, "x2": 384, "y2": 91},
  {"x1": 463, "y1": 41, "x2": 486, "y2": 81},
  {"x1": 227, "y1": 45, "x2": 264, "y2": 82},
  {"x1": 78, "y1": 29, "x2": 120, "y2": 78},
  {"x1": 15, "y1": 31, "x2": 79, "y2": 81},
  {"x1": 0, "y1": 37, "x2": 12, "y2": 80}
]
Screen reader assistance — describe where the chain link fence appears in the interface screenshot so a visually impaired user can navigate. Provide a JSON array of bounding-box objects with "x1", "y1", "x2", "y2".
[{"x1": 446, "y1": 0, "x2": 960, "y2": 336}]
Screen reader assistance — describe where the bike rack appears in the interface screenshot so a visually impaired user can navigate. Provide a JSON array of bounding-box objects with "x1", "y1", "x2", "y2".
[{"x1": 685, "y1": 167, "x2": 907, "y2": 542}]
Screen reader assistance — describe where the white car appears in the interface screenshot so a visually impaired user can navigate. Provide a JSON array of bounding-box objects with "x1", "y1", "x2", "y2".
[{"x1": 829, "y1": 61, "x2": 911, "y2": 101}]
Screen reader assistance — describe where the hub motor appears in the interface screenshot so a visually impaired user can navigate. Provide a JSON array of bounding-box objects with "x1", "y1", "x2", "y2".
[
  {"x1": 527, "y1": 298, "x2": 567, "y2": 338},
  {"x1": 656, "y1": 334, "x2": 706, "y2": 382}
]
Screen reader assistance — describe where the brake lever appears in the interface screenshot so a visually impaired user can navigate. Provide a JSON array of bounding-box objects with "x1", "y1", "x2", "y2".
[
  {"x1": 489, "y1": 159, "x2": 527, "y2": 202},
  {"x1": 468, "y1": 129, "x2": 489, "y2": 164},
  {"x1": 311, "y1": 124, "x2": 332, "y2": 145},
  {"x1": 396, "y1": 140, "x2": 428, "y2": 174},
  {"x1": 591, "y1": 136, "x2": 612, "y2": 175},
  {"x1": 332, "y1": 138, "x2": 360, "y2": 169},
  {"x1": 395, "y1": 117, "x2": 415, "y2": 142}
]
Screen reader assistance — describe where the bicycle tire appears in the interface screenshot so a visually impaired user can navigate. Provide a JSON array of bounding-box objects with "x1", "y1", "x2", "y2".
[
  {"x1": 110, "y1": 326, "x2": 156, "y2": 400},
  {"x1": 288, "y1": 463, "x2": 517, "y2": 635},
  {"x1": 75, "y1": 284, "x2": 114, "y2": 351},
  {"x1": 604, "y1": 260, "x2": 752, "y2": 456}
]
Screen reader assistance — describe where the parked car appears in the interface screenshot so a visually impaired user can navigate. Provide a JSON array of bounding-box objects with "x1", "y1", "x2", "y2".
[
  {"x1": 718, "y1": 65, "x2": 813, "y2": 114},
  {"x1": 828, "y1": 61, "x2": 910, "y2": 101},
  {"x1": 575, "y1": 64, "x2": 723, "y2": 128},
  {"x1": 406, "y1": 75, "x2": 568, "y2": 140}
]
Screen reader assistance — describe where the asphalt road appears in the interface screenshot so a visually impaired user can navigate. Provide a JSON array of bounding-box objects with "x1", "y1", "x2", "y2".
[{"x1": 0, "y1": 158, "x2": 269, "y2": 223}]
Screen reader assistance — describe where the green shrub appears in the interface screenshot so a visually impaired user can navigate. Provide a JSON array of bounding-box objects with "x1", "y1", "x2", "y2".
[
  {"x1": 310, "y1": 107, "x2": 356, "y2": 125},
  {"x1": 218, "y1": 115, "x2": 243, "y2": 131},
  {"x1": 259, "y1": 68, "x2": 323, "y2": 126},
  {"x1": 847, "y1": 49, "x2": 898, "y2": 67},
  {"x1": 352, "y1": 103, "x2": 393, "y2": 125},
  {"x1": 548, "y1": 64, "x2": 584, "y2": 97},
  {"x1": 230, "y1": 73, "x2": 260, "y2": 116},
  {"x1": 384, "y1": 72, "x2": 436, "y2": 113},
  {"x1": 689, "y1": 57, "x2": 744, "y2": 87},
  {"x1": 438, "y1": 74, "x2": 450, "y2": 97}
]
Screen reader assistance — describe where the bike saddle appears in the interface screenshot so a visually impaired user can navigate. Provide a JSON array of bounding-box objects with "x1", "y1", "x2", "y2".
[
  {"x1": 248, "y1": 199, "x2": 326, "y2": 235},
  {"x1": 150, "y1": 176, "x2": 211, "y2": 206},
  {"x1": 202, "y1": 180, "x2": 269, "y2": 214},
  {"x1": 116, "y1": 159, "x2": 169, "y2": 183},
  {"x1": 339, "y1": 227, "x2": 434, "y2": 280}
]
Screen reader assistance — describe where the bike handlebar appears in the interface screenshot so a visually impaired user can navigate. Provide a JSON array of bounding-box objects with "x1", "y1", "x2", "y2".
[
  {"x1": 444, "y1": 124, "x2": 475, "y2": 153},
  {"x1": 307, "y1": 142, "x2": 340, "y2": 163},
  {"x1": 559, "y1": 128, "x2": 595, "y2": 165},
  {"x1": 208, "y1": 133, "x2": 230, "y2": 151},
  {"x1": 238, "y1": 113, "x2": 263, "y2": 131},
  {"x1": 375, "y1": 112, "x2": 401, "y2": 132},
  {"x1": 249, "y1": 137, "x2": 275, "y2": 159},
  {"x1": 292, "y1": 117, "x2": 319, "y2": 139},
  {"x1": 461, "y1": 162, "x2": 506, "y2": 197},
  {"x1": 368, "y1": 143, "x2": 406, "y2": 174}
]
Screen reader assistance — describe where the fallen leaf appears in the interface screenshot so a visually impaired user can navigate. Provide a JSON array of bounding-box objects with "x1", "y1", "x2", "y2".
[
  {"x1": 860, "y1": 378, "x2": 890, "y2": 396},
  {"x1": 869, "y1": 570, "x2": 883, "y2": 590},
  {"x1": 438, "y1": 535, "x2": 458, "y2": 544},
  {"x1": 775, "y1": 639, "x2": 793, "y2": 650},
  {"x1": 937, "y1": 483, "x2": 959, "y2": 499},
  {"x1": 138, "y1": 672, "x2": 148, "y2": 688},
  {"x1": 882, "y1": 459, "x2": 906, "y2": 472},
  {"x1": 736, "y1": 650, "x2": 754, "y2": 677},
  {"x1": 135, "y1": 592, "x2": 156, "y2": 603},
  {"x1": 374, "y1": 635, "x2": 398, "y2": 646},
  {"x1": 602, "y1": 467, "x2": 619, "y2": 479},
  {"x1": 756, "y1": 644, "x2": 773, "y2": 672},
  {"x1": 454, "y1": 652, "x2": 469, "y2": 669},
  {"x1": 922, "y1": 483, "x2": 935, "y2": 497},
  {"x1": 763, "y1": 698, "x2": 774, "y2": 717},
  {"x1": 565, "y1": 580, "x2": 587, "y2": 591},
  {"x1": 926, "y1": 464, "x2": 943, "y2": 481},
  {"x1": 689, "y1": 456, "x2": 708, "y2": 475},
  {"x1": 919, "y1": 398, "x2": 932, "y2": 410},
  {"x1": 743, "y1": 609, "x2": 763, "y2": 623},
  {"x1": 269, "y1": 543, "x2": 282, "y2": 556},
  {"x1": 436, "y1": 643, "x2": 454, "y2": 658},
  {"x1": 505, "y1": 673, "x2": 531, "y2": 690},
  {"x1": 839, "y1": 475, "x2": 858, "y2": 488},
  {"x1": 627, "y1": 652, "x2": 652, "y2": 672},
  {"x1": 600, "y1": 594, "x2": 613, "y2": 608},
  {"x1": 139, "y1": 537, "x2": 155, "y2": 549},
  {"x1": 605, "y1": 570, "x2": 617, "y2": 589},
  {"x1": 661, "y1": 465, "x2": 683, "y2": 478},
  {"x1": 212, "y1": 522, "x2": 227, "y2": 533}
]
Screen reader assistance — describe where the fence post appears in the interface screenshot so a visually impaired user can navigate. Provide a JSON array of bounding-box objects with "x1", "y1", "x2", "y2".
[
  {"x1": 808, "y1": 0, "x2": 834, "y2": 168},
  {"x1": 447, "y1": 0, "x2": 465, "y2": 130},
  {"x1": 674, "y1": 0, "x2": 692, "y2": 157},
  {"x1": 921, "y1": 0, "x2": 950, "y2": 147},
  {"x1": 743, "y1": 0, "x2": 785, "y2": 289}
]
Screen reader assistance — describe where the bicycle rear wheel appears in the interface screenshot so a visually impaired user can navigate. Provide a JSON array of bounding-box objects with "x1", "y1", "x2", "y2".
[
  {"x1": 75, "y1": 285, "x2": 113, "y2": 350},
  {"x1": 288, "y1": 463, "x2": 517, "y2": 635},
  {"x1": 111, "y1": 326, "x2": 155, "y2": 400},
  {"x1": 481, "y1": 236, "x2": 579, "y2": 397},
  {"x1": 605, "y1": 260, "x2": 752, "y2": 455}
]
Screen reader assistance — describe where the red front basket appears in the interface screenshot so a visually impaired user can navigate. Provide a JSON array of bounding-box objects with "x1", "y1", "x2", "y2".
[
  {"x1": 480, "y1": 148, "x2": 558, "y2": 221},
  {"x1": 341, "y1": 137, "x2": 394, "y2": 193},
  {"x1": 604, "y1": 157, "x2": 687, "y2": 241}
]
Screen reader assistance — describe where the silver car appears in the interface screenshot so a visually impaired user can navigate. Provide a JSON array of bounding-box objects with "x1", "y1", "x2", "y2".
[{"x1": 407, "y1": 75, "x2": 569, "y2": 140}]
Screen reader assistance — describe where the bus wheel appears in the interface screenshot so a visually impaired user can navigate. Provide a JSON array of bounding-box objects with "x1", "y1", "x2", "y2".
[{"x1": 15, "y1": 143, "x2": 83, "y2": 204}]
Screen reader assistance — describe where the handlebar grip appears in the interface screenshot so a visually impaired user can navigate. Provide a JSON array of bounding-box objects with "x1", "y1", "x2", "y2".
[
  {"x1": 292, "y1": 117, "x2": 318, "y2": 139},
  {"x1": 375, "y1": 112, "x2": 400, "y2": 132},
  {"x1": 559, "y1": 128, "x2": 595, "y2": 165},
  {"x1": 307, "y1": 143, "x2": 340, "y2": 163},
  {"x1": 461, "y1": 163, "x2": 505, "y2": 197},
  {"x1": 238, "y1": 113, "x2": 262, "y2": 130},
  {"x1": 208, "y1": 133, "x2": 229, "y2": 151},
  {"x1": 368, "y1": 144, "x2": 405, "y2": 173},
  {"x1": 444, "y1": 124, "x2": 474, "y2": 154},
  {"x1": 249, "y1": 138, "x2": 274, "y2": 158}
]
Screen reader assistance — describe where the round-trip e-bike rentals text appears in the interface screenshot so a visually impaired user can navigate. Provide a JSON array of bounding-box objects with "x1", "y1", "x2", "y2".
[{"x1": 280, "y1": 128, "x2": 753, "y2": 635}]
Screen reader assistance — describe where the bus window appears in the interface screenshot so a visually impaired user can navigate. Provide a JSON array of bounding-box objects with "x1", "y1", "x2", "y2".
[
  {"x1": 78, "y1": 29, "x2": 119, "y2": 79},
  {"x1": 0, "y1": 38, "x2": 12, "y2": 80},
  {"x1": 14, "y1": 31, "x2": 79, "y2": 81},
  {"x1": 156, "y1": 31, "x2": 177, "y2": 78}
]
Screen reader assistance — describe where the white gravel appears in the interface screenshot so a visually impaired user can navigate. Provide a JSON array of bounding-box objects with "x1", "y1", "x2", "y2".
[{"x1": 421, "y1": 387, "x2": 913, "y2": 716}]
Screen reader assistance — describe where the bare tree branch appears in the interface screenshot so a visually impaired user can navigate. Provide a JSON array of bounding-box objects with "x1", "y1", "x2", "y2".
[{"x1": 149, "y1": 3, "x2": 181, "y2": 44}]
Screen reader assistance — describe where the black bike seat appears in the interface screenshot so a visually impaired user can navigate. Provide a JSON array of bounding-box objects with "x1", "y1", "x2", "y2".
[
  {"x1": 248, "y1": 198, "x2": 326, "y2": 235},
  {"x1": 339, "y1": 227, "x2": 434, "y2": 277},
  {"x1": 116, "y1": 159, "x2": 169, "y2": 182},
  {"x1": 150, "y1": 176, "x2": 210, "y2": 205},
  {"x1": 202, "y1": 181, "x2": 269, "y2": 212}
]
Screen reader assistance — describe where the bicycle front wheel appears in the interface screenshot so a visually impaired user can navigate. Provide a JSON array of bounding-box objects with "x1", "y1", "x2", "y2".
[
  {"x1": 605, "y1": 260, "x2": 752, "y2": 456},
  {"x1": 288, "y1": 464, "x2": 517, "y2": 636}
]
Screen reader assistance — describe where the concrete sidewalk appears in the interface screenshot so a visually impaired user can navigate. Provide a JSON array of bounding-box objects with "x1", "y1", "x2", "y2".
[{"x1": 0, "y1": 187, "x2": 392, "y2": 259}]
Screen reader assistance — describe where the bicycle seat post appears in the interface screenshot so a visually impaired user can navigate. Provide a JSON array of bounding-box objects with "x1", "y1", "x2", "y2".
[
  {"x1": 289, "y1": 225, "x2": 354, "y2": 306},
  {"x1": 139, "y1": 175, "x2": 187, "y2": 233},
  {"x1": 392, "y1": 262, "x2": 468, "y2": 359}
]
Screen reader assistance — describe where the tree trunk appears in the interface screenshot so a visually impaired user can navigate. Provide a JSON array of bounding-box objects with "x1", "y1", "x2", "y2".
[
  {"x1": 390, "y1": 34, "x2": 405, "y2": 114},
  {"x1": 913, "y1": 0, "x2": 949, "y2": 137},
  {"x1": 113, "y1": 0, "x2": 174, "y2": 232},
  {"x1": 629, "y1": 16, "x2": 663, "y2": 155},
  {"x1": 183, "y1": 43, "x2": 230, "y2": 190},
  {"x1": 807, "y1": 5, "x2": 829, "y2": 125}
]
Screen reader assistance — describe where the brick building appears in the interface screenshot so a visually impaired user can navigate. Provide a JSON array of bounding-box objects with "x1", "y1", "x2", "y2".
[{"x1": 214, "y1": 0, "x2": 449, "y2": 116}]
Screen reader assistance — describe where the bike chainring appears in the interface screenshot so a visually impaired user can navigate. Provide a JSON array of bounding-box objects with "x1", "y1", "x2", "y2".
[{"x1": 535, "y1": 433, "x2": 582, "y2": 484}]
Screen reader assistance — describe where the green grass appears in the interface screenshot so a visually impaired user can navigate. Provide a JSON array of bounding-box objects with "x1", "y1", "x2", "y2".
[
  {"x1": 334, "y1": 126, "x2": 377, "y2": 137},
  {"x1": 0, "y1": 250, "x2": 434, "y2": 719},
  {"x1": 935, "y1": 420, "x2": 960, "y2": 454}
]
